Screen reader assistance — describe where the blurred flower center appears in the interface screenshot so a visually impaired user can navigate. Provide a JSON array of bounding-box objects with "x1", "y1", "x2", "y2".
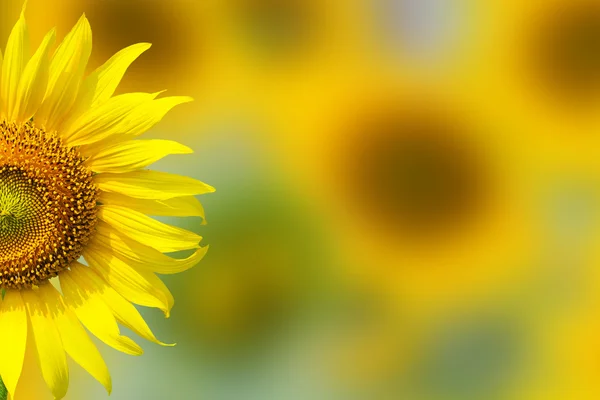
[
  {"x1": 533, "y1": 2, "x2": 600, "y2": 100},
  {"x1": 345, "y1": 107, "x2": 487, "y2": 240}
]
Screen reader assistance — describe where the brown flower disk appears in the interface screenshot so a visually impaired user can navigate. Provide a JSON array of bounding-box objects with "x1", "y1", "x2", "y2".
[{"x1": 0, "y1": 121, "x2": 97, "y2": 289}]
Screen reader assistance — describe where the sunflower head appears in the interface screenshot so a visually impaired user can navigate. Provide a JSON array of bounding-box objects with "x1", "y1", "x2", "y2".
[
  {"x1": 0, "y1": 121, "x2": 96, "y2": 289},
  {"x1": 527, "y1": 0, "x2": 600, "y2": 103},
  {"x1": 0, "y1": 3, "x2": 214, "y2": 399}
]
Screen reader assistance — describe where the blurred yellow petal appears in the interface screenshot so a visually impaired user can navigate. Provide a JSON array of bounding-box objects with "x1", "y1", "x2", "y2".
[
  {"x1": 95, "y1": 170, "x2": 215, "y2": 200},
  {"x1": 94, "y1": 220, "x2": 208, "y2": 274},
  {"x1": 84, "y1": 244, "x2": 172, "y2": 315},
  {"x1": 60, "y1": 264, "x2": 144, "y2": 356},
  {"x1": 0, "y1": 290, "x2": 27, "y2": 398},
  {"x1": 36, "y1": 14, "x2": 91, "y2": 131},
  {"x1": 86, "y1": 139, "x2": 193, "y2": 173},
  {"x1": 13, "y1": 28, "x2": 55, "y2": 122},
  {"x1": 2, "y1": 4, "x2": 30, "y2": 119},
  {"x1": 22, "y1": 289, "x2": 69, "y2": 400},
  {"x1": 99, "y1": 191, "x2": 206, "y2": 218},
  {"x1": 98, "y1": 205, "x2": 201, "y2": 252},
  {"x1": 37, "y1": 283, "x2": 112, "y2": 395}
]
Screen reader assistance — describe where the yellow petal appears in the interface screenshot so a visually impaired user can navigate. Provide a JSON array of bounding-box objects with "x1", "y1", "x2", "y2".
[
  {"x1": 37, "y1": 283, "x2": 111, "y2": 394},
  {"x1": 95, "y1": 170, "x2": 215, "y2": 200},
  {"x1": 98, "y1": 205, "x2": 202, "y2": 252},
  {"x1": 75, "y1": 95, "x2": 192, "y2": 152},
  {"x1": 61, "y1": 92, "x2": 157, "y2": 147},
  {"x1": 69, "y1": 264, "x2": 172, "y2": 346},
  {"x1": 148, "y1": 274, "x2": 174, "y2": 315},
  {"x1": 22, "y1": 288, "x2": 69, "y2": 400},
  {"x1": 13, "y1": 28, "x2": 56, "y2": 122},
  {"x1": 60, "y1": 263, "x2": 143, "y2": 356},
  {"x1": 2, "y1": 4, "x2": 30, "y2": 119},
  {"x1": 82, "y1": 43, "x2": 152, "y2": 109},
  {"x1": 84, "y1": 244, "x2": 173, "y2": 316},
  {"x1": 0, "y1": 291, "x2": 27, "y2": 398},
  {"x1": 86, "y1": 139, "x2": 193, "y2": 173},
  {"x1": 94, "y1": 220, "x2": 208, "y2": 274},
  {"x1": 120, "y1": 96, "x2": 194, "y2": 136},
  {"x1": 36, "y1": 14, "x2": 91, "y2": 132},
  {"x1": 99, "y1": 191, "x2": 206, "y2": 219}
]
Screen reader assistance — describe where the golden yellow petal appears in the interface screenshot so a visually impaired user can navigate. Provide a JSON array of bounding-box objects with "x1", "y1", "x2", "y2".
[
  {"x1": 84, "y1": 245, "x2": 173, "y2": 316},
  {"x1": 98, "y1": 205, "x2": 202, "y2": 252},
  {"x1": 22, "y1": 288, "x2": 69, "y2": 400},
  {"x1": 37, "y1": 283, "x2": 111, "y2": 394},
  {"x1": 79, "y1": 42, "x2": 152, "y2": 110},
  {"x1": 2, "y1": 4, "x2": 30, "y2": 119},
  {"x1": 99, "y1": 191, "x2": 206, "y2": 219},
  {"x1": 13, "y1": 28, "x2": 56, "y2": 122},
  {"x1": 69, "y1": 264, "x2": 172, "y2": 347},
  {"x1": 86, "y1": 139, "x2": 193, "y2": 173},
  {"x1": 0, "y1": 290, "x2": 27, "y2": 398},
  {"x1": 94, "y1": 170, "x2": 215, "y2": 200},
  {"x1": 61, "y1": 92, "x2": 157, "y2": 146},
  {"x1": 60, "y1": 263, "x2": 144, "y2": 356},
  {"x1": 94, "y1": 220, "x2": 208, "y2": 274},
  {"x1": 36, "y1": 14, "x2": 91, "y2": 132}
]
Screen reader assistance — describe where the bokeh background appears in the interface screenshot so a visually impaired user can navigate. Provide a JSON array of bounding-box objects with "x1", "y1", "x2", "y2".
[{"x1": 6, "y1": 0, "x2": 600, "y2": 398}]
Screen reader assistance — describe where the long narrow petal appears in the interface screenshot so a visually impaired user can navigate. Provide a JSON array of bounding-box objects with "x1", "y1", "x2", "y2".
[
  {"x1": 94, "y1": 220, "x2": 208, "y2": 274},
  {"x1": 86, "y1": 139, "x2": 192, "y2": 173},
  {"x1": 60, "y1": 264, "x2": 143, "y2": 356},
  {"x1": 37, "y1": 283, "x2": 111, "y2": 394},
  {"x1": 69, "y1": 265, "x2": 172, "y2": 346},
  {"x1": 22, "y1": 288, "x2": 69, "y2": 400},
  {"x1": 95, "y1": 170, "x2": 215, "y2": 200},
  {"x1": 0, "y1": 291, "x2": 27, "y2": 398},
  {"x1": 14, "y1": 28, "x2": 56, "y2": 122},
  {"x1": 99, "y1": 191, "x2": 206, "y2": 219},
  {"x1": 73, "y1": 95, "x2": 192, "y2": 152},
  {"x1": 61, "y1": 92, "x2": 157, "y2": 146},
  {"x1": 2, "y1": 4, "x2": 30, "y2": 118},
  {"x1": 84, "y1": 245, "x2": 173, "y2": 316},
  {"x1": 36, "y1": 14, "x2": 91, "y2": 132},
  {"x1": 0, "y1": 49, "x2": 4, "y2": 112},
  {"x1": 98, "y1": 205, "x2": 202, "y2": 252},
  {"x1": 120, "y1": 96, "x2": 194, "y2": 136},
  {"x1": 82, "y1": 43, "x2": 152, "y2": 108}
]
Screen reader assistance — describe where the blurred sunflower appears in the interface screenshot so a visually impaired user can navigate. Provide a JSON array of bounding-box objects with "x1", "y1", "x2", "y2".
[
  {"x1": 0, "y1": 5, "x2": 213, "y2": 399},
  {"x1": 207, "y1": 0, "x2": 384, "y2": 123},
  {"x1": 266, "y1": 70, "x2": 541, "y2": 308},
  {"x1": 471, "y1": 0, "x2": 600, "y2": 168}
]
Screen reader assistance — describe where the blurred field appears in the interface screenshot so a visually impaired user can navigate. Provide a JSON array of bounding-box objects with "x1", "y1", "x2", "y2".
[{"x1": 8, "y1": 0, "x2": 600, "y2": 398}]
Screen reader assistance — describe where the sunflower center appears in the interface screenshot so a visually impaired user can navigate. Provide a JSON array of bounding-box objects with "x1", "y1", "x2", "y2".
[
  {"x1": 343, "y1": 106, "x2": 487, "y2": 240},
  {"x1": 533, "y1": 1, "x2": 600, "y2": 99},
  {"x1": 0, "y1": 121, "x2": 97, "y2": 289}
]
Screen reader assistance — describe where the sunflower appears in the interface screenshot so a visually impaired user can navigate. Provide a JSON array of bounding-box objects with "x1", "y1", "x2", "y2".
[
  {"x1": 0, "y1": 4, "x2": 213, "y2": 399},
  {"x1": 264, "y1": 66, "x2": 543, "y2": 311},
  {"x1": 467, "y1": 0, "x2": 600, "y2": 169}
]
